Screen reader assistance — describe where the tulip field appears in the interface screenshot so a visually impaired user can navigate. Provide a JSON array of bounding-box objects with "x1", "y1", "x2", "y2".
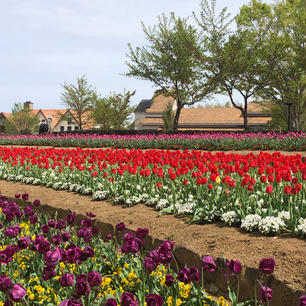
[
  {"x1": 0, "y1": 142, "x2": 306, "y2": 305},
  {"x1": 1, "y1": 192, "x2": 305, "y2": 305},
  {"x1": 0, "y1": 131, "x2": 306, "y2": 151},
  {"x1": 0, "y1": 146, "x2": 305, "y2": 237}
]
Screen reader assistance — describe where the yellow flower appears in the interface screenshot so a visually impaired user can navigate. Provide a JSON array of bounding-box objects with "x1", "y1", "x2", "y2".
[
  {"x1": 166, "y1": 296, "x2": 173, "y2": 306},
  {"x1": 218, "y1": 296, "x2": 225, "y2": 306},
  {"x1": 176, "y1": 298, "x2": 183, "y2": 306},
  {"x1": 216, "y1": 176, "x2": 221, "y2": 184},
  {"x1": 179, "y1": 282, "x2": 191, "y2": 299}
]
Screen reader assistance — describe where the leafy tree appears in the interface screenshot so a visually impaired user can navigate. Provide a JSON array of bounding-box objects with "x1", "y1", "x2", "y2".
[
  {"x1": 257, "y1": 0, "x2": 306, "y2": 131},
  {"x1": 125, "y1": 13, "x2": 215, "y2": 130},
  {"x1": 61, "y1": 75, "x2": 96, "y2": 130},
  {"x1": 92, "y1": 90, "x2": 135, "y2": 130},
  {"x1": 254, "y1": 100, "x2": 287, "y2": 131},
  {"x1": 194, "y1": 0, "x2": 277, "y2": 130},
  {"x1": 4, "y1": 103, "x2": 39, "y2": 135},
  {"x1": 162, "y1": 102, "x2": 175, "y2": 131}
]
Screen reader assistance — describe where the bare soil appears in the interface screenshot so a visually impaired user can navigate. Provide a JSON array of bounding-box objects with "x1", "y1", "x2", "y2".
[{"x1": 0, "y1": 180, "x2": 305, "y2": 293}]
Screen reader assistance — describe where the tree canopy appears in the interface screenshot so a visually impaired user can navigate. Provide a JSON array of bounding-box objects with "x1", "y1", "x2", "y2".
[
  {"x1": 4, "y1": 103, "x2": 39, "y2": 135},
  {"x1": 92, "y1": 90, "x2": 135, "y2": 130},
  {"x1": 61, "y1": 76, "x2": 96, "y2": 130},
  {"x1": 125, "y1": 13, "x2": 216, "y2": 130}
]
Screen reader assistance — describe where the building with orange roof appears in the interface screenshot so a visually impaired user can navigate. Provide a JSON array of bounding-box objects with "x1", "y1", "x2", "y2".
[
  {"x1": 134, "y1": 94, "x2": 272, "y2": 130},
  {"x1": 0, "y1": 101, "x2": 96, "y2": 133}
]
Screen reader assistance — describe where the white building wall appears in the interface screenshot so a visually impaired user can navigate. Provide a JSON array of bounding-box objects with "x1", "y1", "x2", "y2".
[{"x1": 53, "y1": 118, "x2": 79, "y2": 132}]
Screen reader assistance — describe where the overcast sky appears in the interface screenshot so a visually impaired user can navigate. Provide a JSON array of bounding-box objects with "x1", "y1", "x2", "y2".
[{"x1": 0, "y1": 0, "x2": 274, "y2": 113}]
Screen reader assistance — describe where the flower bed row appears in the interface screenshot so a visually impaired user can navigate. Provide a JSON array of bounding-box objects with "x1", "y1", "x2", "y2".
[
  {"x1": 0, "y1": 146, "x2": 305, "y2": 237},
  {"x1": 0, "y1": 132, "x2": 306, "y2": 150},
  {"x1": 0, "y1": 192, "x2": 305, "y2": 305}
]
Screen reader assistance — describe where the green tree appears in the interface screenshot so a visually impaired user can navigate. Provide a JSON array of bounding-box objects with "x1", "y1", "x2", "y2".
[
  {"x1": 162, "y1": 102, "x2": 175, "y2": 131},
  {"x1": 256, "y1": 100, "x2": 287, "y2": 131},
  {"x1": 125, "y1": 13, "x2": 215, "y2": 130},
  {"x1": 4, "y1": 103, "x2": 39, "y2": 135},
  {"x1": 257, "y1": 0, "x2": 306, "y2": 131},
  {"x1": 92, "y1": 90, "x2": 135, "y2": 130},
  {"x1": 61, "y1": 75, "x2": 96, "y2": 130},
  {"x1": 194, "y1": 0, "x2": 276, "y2": 130}
]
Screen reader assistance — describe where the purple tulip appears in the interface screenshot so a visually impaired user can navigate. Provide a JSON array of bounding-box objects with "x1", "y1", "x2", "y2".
[
  {"x1": 227, "y1": 260, "x2": 242, "y2": 274},
  {"x1": 56, "y1": 219, "x2": 67, "y2": 230},
  {"x1": 0, "y1": 275, "x2": 13, "y2": 292},
  {"x1": 42, "y1": 266, "x2": 56, "y2": 280},
  {"x1": 145, "y1": 294, "x2": 163, "y2": 306},
  {"x1": 87, "y1": 271, "x2": 102, "y2": 287},
  {"x1": 66, "y1": 246, "x2": 82, "y2": 263},
  {"x1": 144, "y1": 256, "x2": 158, "y2": 273},
  {"x1": 14, "y1": 194, "x2": 20, "y2": 199},
  {"x1": 104, "y1": 298, "x2": 118, "y2": 306},
  {"x1": 59, "y1": 273, "x2": 74, "y2": 287},
  {"x1": 30, "y1": 215, "x2": 38, "y2": 224},
  {"x1": 41, "y1": 224, "x2": 50, "y2": 234},
  {"x1": 157, "y1": 240, "x2": 174, "y2": 265},
  {"x1": 48, "y1": 219, "x2": 56, "y2": 227},
  {"x1": 21, "y1": 193, "x2": 29, "y2": 200},
  {"x1": 121, "y1": 292, "x2": 139, "y2": 306},
  {"x1": 83, "y1": 229, "x2": 93, "y2": 243},
  {"x1": 24, "y1": 205, "x2": 34, "y2": 216},
  {"x1": 136, "y1": 227, "x2": 149, "y2": 240},
  {"x1": 91, "y1": 227, "x2": 99, "y2": 235},
  {"x1": 259, "y1": 258, "x2": 275, "y2": 275},
  {"x1": 4, "y1": 225, "x2": 21, "y2": 238},
  {"x1": 18, "y1": 237, "x2": 31, "y2": 250},
  {"x1": 121, "y1": 238, "x2": 139, "y2": 254},
  {"x1": 35, "y1": 236, "x2": 51, "y2": 254},
  {"x1": 51, "y1": 234, "x2": 62, "y2": 245},
  {"x1": 260, "y1": 286, "x2": 272, "y2": 304},
  {"x1": 189, "y1": 266, "x2": 201, "y2": 283},
  {"x1": 59, "y1": 300, "x2": 69, "y2": 306},
  {"x1": 2, "y1": 245, "x2": 18, "y2": 258},
  {"x1": 165, "y1": 274, "x2": 174, "y2": 286},
  {"x1": 116, "y1": 222, "x2": 126, "y2": 232},
  {"x1": 33, "y1": 199, "x2": 40, "y2": 206},
  {"x1": 299, "y1": 295, "x2": 306, "y2": 306},
  {"x1": 66, "y1": 213, "x2": 76, "y2": 225},
  {"x1": 44, "y1": 248, "x2": 61, "y2": 266},
  {"x1": 8, "y1": 284, "x2": 26, "y2": 302},
  {"x1": 62, "y1": 232, "x2": 71, "y2": 242},
  {"x1": 177, "y1": 267, "x2": 190, "y2": 284},
  {"x1": 86, "y1": 212, "x2": 96, "y2": 218},
  {"x1": 201, "y1": 256, "x2": 216, "y2": 273},
  {"x1": 80, "y1": 246, "x2": 94, "y2": 261},
  {"x1": 75, "y1": 275, "x2": 91, "y2": 296},
  {"x1": 59, "y1": 298, "x2": 83, "y2": 306}
]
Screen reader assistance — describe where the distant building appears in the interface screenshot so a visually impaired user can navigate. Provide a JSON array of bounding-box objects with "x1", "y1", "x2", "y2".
[
  {"x1": 134, "y1": 94, "x2": 272, "y2": 130},
  {"x1": 0, "y1": 102, "x2": 95, "y2": 133}
]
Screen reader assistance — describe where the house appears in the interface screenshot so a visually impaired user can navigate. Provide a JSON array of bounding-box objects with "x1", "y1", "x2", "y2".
[
  {"x1": 0, "y1": 102, "x2": 95, "y2": 133},
  {"x1": 134, "y1": 94, "x2": 272, "y2": 130}
]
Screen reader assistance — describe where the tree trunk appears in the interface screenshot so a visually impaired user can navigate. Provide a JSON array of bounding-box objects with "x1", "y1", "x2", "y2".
[
  {"x1": 173, "y1": 104, "x2": 183, "y2": 131},
  {"x1": 243, "y1": 99, "x2": 248, "y2": 130},
  {"x1": 243, "y1": 111, "x2": 248, "y2": 130}
]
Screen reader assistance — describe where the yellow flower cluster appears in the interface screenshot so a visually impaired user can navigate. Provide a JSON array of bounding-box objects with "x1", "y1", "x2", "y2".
[{"x1": 179, "y1": 282, "x2": 191, "y2": 299}]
